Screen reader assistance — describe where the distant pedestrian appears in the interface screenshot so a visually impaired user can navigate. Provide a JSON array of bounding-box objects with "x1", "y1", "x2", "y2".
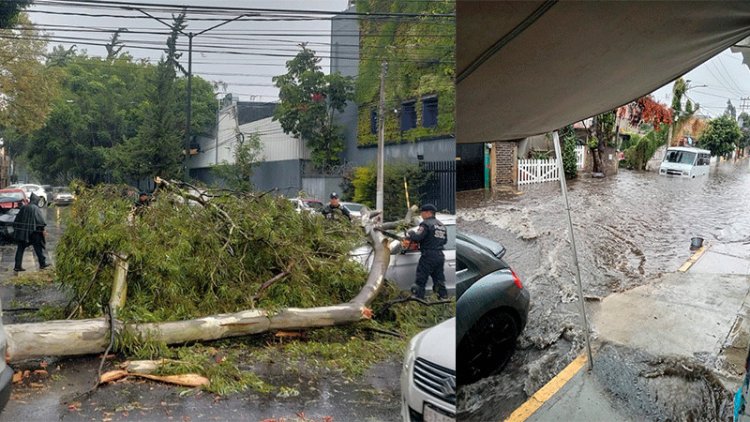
[
  {"x1": 13, "y1": 193, "x2": 49, "y2": 272},
  {"x1": 404, "y1": 204, "x2": 448, "y2": 299},
  {"x1": 320, "y1": 192, "x2": 351, "y2": 221}
]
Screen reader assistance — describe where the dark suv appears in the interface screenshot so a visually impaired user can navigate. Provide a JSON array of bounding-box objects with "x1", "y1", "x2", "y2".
[{"x1": 456, "y1": 233, "x2": 530, "y2": 385}]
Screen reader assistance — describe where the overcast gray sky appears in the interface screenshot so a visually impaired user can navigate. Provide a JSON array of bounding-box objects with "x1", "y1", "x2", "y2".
[
  {"x1": 650, "y1": 48, "x2": 750, "y2": 118},
  {"x1": 27, "y1": 0, "x2": 350, "y2": 101}
]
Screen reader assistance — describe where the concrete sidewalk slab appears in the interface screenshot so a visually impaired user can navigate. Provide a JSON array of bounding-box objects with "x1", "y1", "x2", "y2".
[
  {"x1": 690, "y1": 249, "x2": 750, "y2": 275},
  {"x1": 592, "y1": 273, "x2": 750, "y2": 359},
  {"x1": 526, "y1": 369, "x2": 629, "y2": 422}
]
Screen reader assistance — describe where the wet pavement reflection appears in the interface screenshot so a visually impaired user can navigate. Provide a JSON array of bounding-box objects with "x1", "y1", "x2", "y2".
[{"x1": 457, "y1": 160, "x2": 750, "y2": 421}]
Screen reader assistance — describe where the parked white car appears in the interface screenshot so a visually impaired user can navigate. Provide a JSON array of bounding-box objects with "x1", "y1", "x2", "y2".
[
  {"x1": 401, "y1": 317, "x2": 456, "y2": 421},
  {"x1": 350, "y1": 213, "x2": 457, "y2": 295},
  {"x1": 287, "y1": 197, "x2": 324, "y2": 214},
  {"x1": 9, "y1": 184, "x2": 48, "y2": 207}
]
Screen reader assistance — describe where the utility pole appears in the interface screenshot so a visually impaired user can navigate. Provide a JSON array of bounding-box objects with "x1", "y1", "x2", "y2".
[
  {"x1": 376, "y1": 61, "x2": 387, "y2": 215},
  {"x1": 185, "y1": 32, "x2": 193, "y2": 180},
  {"x1": 740, "y1": 97, "x2": 750, "y2": 114},
  {"x1": 135, "y1": 9, "x2": 248, "y2": 181}
]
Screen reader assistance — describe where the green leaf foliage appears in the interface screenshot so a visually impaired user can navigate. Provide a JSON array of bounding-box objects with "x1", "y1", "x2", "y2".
[
  {"x1": 58, "y1": 184, "x2": 368, "y2": 322},
  {"x1": 355, "y1": 0, "x2": 454, "y2": 146},
  {"x1": 699, "y1": 115, "x2": 741, "y2": 157},
  {"x1": 560, "y1": 125, "x2": 578, "y2": 179},
  {"x1": 349, "y1": 162, "x2": 430, "y2": 221},
  {"x1": 273, "y1": 45, "x2": 354, "y2": 168}
]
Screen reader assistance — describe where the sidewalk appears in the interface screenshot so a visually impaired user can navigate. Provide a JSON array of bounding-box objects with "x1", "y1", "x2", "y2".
[{"x1": 510, "y1": 241, "x2": 750, "y2": 422}]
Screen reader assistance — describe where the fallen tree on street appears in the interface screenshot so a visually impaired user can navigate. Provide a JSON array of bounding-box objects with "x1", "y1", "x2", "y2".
[{"x1": 4, "y1": 179, "x2": 418, "y2": 361}]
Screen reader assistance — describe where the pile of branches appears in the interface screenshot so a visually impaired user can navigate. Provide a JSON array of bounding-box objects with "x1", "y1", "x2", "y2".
[{"x1": 58, "y1": 180, "x2": 368, "y2": 322}]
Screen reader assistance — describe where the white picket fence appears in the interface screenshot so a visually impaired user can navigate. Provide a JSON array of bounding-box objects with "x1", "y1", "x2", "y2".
[
  {"x1": 575, "y1": 145, "x2": 586, "y2": 169},
  {"x1": 518, "y1": 158, "x2": 560, "y2": 185}
]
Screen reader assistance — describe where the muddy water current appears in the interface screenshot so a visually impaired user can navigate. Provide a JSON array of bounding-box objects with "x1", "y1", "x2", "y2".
[{"x1": 457, "y1": 161, "x2": 750, "y2": 421}]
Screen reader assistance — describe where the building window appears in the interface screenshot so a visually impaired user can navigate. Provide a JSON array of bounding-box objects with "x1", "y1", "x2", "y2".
[
  {"x1": 401, "y1": 101, "x2": 417, "y2": 131},
  {"x1": 422, "y1": 96, "x2": 438, "y2": 128},
  {"x1": 370, "y1": 108, "x2": 378, "y2": 134}
]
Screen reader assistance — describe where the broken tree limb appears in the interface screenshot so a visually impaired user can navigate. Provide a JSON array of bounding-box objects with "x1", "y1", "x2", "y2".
[
  {"x1": 4, "y1": 205, "x2": 392, "y2": 362},
  {"x1": 108, "y1": 254, "x2": 129, "y2": 319}
]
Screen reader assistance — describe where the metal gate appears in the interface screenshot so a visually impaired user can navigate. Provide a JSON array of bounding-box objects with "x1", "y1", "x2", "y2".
[{"x1": 419, "y1": 160, "x2": 456, "y2": 214}]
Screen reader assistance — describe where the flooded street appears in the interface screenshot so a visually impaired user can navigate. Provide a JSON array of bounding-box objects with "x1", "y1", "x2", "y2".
[{"x1": 457, "y1": 160, "x2": 750, "y2": 421}]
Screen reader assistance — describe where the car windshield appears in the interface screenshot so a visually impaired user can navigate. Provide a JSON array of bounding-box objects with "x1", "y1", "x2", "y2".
[
  {"x1": 0, "y1": 192, "x2": 24, "y2": 201},
  {"x1": 344, "y1": 203, "x2": 363, "y2": 211},
  {"x1": 664, "y1": 150, "x2": 696, "y2": 165},
  {"x1": 305, "y1": 201, "x2": 323, "y2": 211}
]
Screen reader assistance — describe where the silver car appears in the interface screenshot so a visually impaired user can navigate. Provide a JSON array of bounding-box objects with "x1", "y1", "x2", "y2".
[{"x1": 351, "y1": 213, "x2": 457, "y2": 295}]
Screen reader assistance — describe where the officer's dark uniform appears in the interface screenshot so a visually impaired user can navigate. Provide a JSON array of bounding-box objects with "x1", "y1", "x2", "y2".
[
  {"x1": 320, "y1": 192, "x2": 351, "y2": 221},
  {"x1": 406, "y1": 204, "x2": 448, "y2": 299}
]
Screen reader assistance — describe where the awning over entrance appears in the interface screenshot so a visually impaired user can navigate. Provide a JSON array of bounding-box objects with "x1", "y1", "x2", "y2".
[{"x1": 457, "y1": 1, "x2": 750, "y2": 143}]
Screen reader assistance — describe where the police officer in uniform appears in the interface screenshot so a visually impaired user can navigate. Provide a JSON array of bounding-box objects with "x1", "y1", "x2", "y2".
[
  {"x1": 404, "y1": 204, "x2": 448, "y2": 299},
  {"x1": 320, "y1": 192, "x2": 351, "y2": 221}
]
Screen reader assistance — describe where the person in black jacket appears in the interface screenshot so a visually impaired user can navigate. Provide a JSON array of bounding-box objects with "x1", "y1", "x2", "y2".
[
  {"x1": 13, "y1": 193, "x2": 49, "y2": 272},
  {"x1": 320, "y1": 192, "x2": 351, "y2": 221},
  {"x1": 404, "y1": 204, "x2": 448, "y2": 299}
]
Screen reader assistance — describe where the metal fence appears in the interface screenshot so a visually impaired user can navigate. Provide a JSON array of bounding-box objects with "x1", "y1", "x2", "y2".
[
  {"x1": 518, "y1": 158, "x2": 560, "y2": 185},
  {"x1": 419, "y1": 160, "x2": 456, "y2": 214}
]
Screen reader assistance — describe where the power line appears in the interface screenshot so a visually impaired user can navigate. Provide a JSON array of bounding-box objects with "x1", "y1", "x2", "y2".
[{"x1": 31, "y1": 0, "x2": 455, "y2": 19}]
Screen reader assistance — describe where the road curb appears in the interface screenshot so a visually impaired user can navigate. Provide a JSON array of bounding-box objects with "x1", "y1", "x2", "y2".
[
  {"x1": 504, "y1": 354, "x2": 588, "y2": 422},
  {"x1": 678, "y1": 243, "x2": 709, "y2": 272}
]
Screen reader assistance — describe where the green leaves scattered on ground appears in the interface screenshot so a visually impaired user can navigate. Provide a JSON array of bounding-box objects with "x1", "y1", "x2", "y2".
[{"x1": 58, "y1": 183, "x2": 367, "y2": 321}]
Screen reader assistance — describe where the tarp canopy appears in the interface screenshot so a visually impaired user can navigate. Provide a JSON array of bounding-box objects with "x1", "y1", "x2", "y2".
[{"x1": 457, "y1": 1, "x2": 750, "y2": 143}]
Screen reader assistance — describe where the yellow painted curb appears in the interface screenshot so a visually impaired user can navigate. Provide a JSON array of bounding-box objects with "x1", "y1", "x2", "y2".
[
  {"x1": 504, "y1": 354, "x2": 587, "y2": 422},
  {"x1": 678, "y1": 244, "x2": 709, "y2": 272}
]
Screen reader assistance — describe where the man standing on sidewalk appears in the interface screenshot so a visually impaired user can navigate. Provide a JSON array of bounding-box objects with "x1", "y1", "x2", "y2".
[{"x1": 13, "y1": 193, "x2": 49, "y2": 272}]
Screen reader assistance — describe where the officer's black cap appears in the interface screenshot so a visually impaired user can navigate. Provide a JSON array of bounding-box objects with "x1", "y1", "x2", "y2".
[
  {"x1": 420, "y1": 204, "x2": 437, "y2": 212},
  {"x1": 330, "y1": 192, "x2": 339, "y2": 199}
]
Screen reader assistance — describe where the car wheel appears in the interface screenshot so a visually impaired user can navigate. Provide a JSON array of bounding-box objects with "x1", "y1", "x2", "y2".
[{"x1": 458, "y1": 310, "x2": 519, "y2": 385}]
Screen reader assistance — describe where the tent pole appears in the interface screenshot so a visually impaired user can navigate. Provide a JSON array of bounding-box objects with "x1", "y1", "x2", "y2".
[{"x1": 552, "y1": 130, "x2": 594, "y2": 369}]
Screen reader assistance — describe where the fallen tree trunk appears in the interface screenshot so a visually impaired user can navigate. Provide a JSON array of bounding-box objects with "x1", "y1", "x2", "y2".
[{"x1": 4, "y1": 194, "x2": 397, "y2": 362}]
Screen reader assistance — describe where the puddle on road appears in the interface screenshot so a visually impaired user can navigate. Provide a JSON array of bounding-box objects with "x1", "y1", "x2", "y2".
[{"x1": 457, "y1": 162, "x2": 750, "y2": 420}]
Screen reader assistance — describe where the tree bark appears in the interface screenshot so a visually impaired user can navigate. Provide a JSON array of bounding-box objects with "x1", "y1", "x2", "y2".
[{"x1": 4, "y1": 186, "x2": 400, "y2": 362}]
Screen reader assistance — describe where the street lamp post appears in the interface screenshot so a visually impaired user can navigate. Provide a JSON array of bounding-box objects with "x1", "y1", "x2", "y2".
[{"x1": 134, "y1": 9, "x2": 248, "y2": 180}]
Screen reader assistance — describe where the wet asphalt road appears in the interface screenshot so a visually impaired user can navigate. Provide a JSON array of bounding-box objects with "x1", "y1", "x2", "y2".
[
  {"x1": 0, "y1": 205, "x2": 403, "y2": 422},
  {"x1": 457, "y1": 160, "x2": 750, "y2": 421}
]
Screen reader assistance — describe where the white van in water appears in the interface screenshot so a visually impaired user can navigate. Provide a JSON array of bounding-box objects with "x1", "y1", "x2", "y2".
[{"x1": 659, "y1": 146, "x2": 711, "y2": 178}]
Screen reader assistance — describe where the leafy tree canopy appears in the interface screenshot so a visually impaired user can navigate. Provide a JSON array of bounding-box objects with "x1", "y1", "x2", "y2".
[
  {"x1": 700, "y1": 114, "x2": 741, "y2": 157},
  {"x1": 273, "y1": 45, "x2": 354, "y2": 168}
]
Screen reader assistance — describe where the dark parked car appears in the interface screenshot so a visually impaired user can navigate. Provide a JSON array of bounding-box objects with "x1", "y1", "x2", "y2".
[{"x1": 456, "y1": 232, "x2": 530, "y2": 385}]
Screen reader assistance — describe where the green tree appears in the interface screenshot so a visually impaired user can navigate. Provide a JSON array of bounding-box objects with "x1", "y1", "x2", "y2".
[
  {"x1": 560, "y1": 125, "x2": 578, "y2": 179},
  {"x1": 0, "y1": 14, "x2": 59, "y2": 136},
  {"x1": 350, "y1": 162, "x2": 431, "y2": 221},
  {"x1": 725, "y1": 99, "x2": 737, "y2": 121},
  {"x1": 0, "y1": 1, "x2": 30, "y2": 28},
  {"x1": 212, "y1": 132, "x2": 263, "y2": 192},
  {"x1": 273, "y1": 45, "x2": 354, "y2": 168},
  {"x1": 110, "y1": 60, "x2": 183, "y2": 182},
  {"x1": 699, "y1": 115, "x2": 741, "y2": 159}
]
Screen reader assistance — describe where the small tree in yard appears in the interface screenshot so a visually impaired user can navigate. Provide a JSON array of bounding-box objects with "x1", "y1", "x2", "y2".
[
  {"x1": 560, "y1": 125, "x2": 578, "y2": 179},
  {"x1": 700, "y1": 115, "x2": 741, "y2": 160},
  {"x1": 273, "y1": 45, "x2": 354, "y2": 168},
  {"x1": 212, "y1": 132, "x2": 263, "y2": 192}
]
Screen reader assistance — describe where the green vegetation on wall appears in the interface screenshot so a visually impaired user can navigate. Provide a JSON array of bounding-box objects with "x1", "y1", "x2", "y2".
[
  {"x1": 347, "y1": 162, "x2": 431, "y2": 221},
  {"x1": 355, "y1": 0, "x2": 455, "y2": 146}
]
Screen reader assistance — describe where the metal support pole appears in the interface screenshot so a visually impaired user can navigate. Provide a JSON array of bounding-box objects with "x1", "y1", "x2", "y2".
[
  {"x1": 376, "y1": 61, "x2": 387, "y2": 215},
  {"x1": 184, "y1": 32, "x2": 193, "y2": 181},
  {"x1": 552, "y1": 130, "x2": 594, "y2": 369}
]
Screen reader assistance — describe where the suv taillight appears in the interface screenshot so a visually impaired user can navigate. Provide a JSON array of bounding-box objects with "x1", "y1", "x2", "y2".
[{"x1": 511, "y1": 269, "x2": 523, "y2": 290}]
